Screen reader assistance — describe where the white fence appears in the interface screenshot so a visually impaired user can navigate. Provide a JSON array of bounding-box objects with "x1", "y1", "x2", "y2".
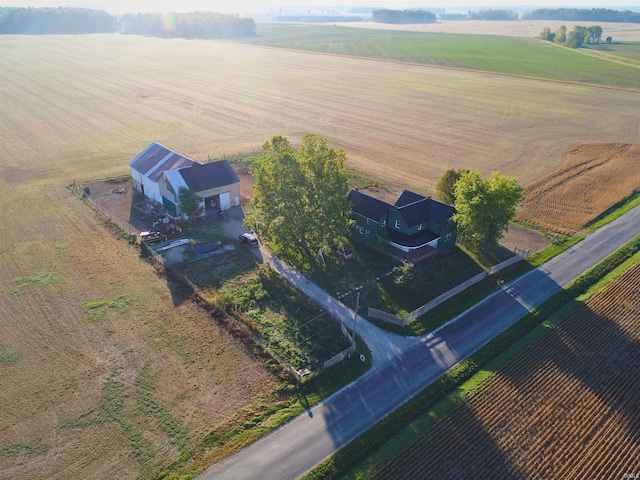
[
  {"x1": 323, "y1": 321, "x2": 356, "y2": 368},
  {"x1": 489, "y1": 254, "x2": 523, "y2": 275},
  {"x1": 407, "y1": 270, "x2": 488, "y2": 321},
  {"x1": 370, "y1": 253, "x2": 528, "y2": 326},
  {"x1": 323, "y1": 342, "x2": 356, "y2": 368},
  {"x1": 368, "y1": 308, "x2": 406, "y2": 326}
]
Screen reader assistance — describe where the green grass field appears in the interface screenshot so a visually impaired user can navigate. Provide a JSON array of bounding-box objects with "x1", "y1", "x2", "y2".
[
  {"x1": 586, "y1": 40, "x2": 640, "y2": 62},
  {"x1": 240, "y1": 24, "x2": 640, "y2": 89}
]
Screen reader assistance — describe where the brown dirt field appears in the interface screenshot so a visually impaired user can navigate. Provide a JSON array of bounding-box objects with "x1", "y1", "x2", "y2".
[
  {"x1": 376, "y1": 260, "x2": 640, "y2": 479},
  {"x1": 0, "y1": 183, "x2": 281, "y2": 479},
  {"x1": 2, "y1": 34, "x2": 639, "y2": 196},
  {"x1": 515, "y1": 142, "x2": 640, "y2": 234}
]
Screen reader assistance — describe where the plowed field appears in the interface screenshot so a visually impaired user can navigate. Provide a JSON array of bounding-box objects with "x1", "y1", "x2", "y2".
[
  {"x1": 516, "y1": 142, "x2": 640, "y2": 234},
  {"x1": 376, "y1": 261, "x2": 640, "y2": 479}
]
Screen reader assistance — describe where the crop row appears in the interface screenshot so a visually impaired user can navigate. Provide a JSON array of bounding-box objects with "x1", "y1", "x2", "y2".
[
  {"x1": 516, "y1": 143, "x2": 640, "y2": 234},
  {"x1": 376, "y1": 262, "x2": 640, "y2": 479}
]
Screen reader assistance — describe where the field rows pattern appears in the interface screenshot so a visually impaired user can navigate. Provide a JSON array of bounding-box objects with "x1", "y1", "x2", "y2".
[
  {"x1": 2, "y1": 35, "x2": 640, "y2": 195},
  {"x1": 376, "y1": 262, "x2": 640, "y2": 479},
  {"x1": 1, "y1": 34, "x2": 639, "y2": 479},
  {"x1": 516, "y1": 142, "x2": 640, "y2": 234}
]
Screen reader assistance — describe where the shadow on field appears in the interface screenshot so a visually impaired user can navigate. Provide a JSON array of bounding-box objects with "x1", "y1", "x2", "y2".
[{"x1": 374, "y1": 286, "x2": 639, "y2": 479}]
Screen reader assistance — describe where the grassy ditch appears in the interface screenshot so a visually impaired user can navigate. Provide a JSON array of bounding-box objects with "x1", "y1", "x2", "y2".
[
  {"x1": 179, "y1": 246, "x2": 352, "y2": 371},
  {"x1": 304, "y1": 234, "x2": 640, "y2": 480}
]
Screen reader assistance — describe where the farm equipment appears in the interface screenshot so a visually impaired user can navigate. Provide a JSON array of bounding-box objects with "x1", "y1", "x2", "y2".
[{"x1": 139, "y1": 231, "x2": 167, "y2": 245}]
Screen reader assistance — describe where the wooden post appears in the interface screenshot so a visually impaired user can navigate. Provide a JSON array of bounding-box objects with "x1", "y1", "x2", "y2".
[{"x1": 352, "y1": 292, "x2": 360, "y2": 344}]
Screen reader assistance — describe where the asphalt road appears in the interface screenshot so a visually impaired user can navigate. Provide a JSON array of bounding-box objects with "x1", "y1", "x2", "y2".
[{"x1": 202, "y1": 205, "x2": 640, "y2": 480}]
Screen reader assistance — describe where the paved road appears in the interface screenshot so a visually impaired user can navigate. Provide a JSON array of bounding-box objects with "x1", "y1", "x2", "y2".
[{"x1": 202, "y1": 205, "x2": 640, "y2": 480}]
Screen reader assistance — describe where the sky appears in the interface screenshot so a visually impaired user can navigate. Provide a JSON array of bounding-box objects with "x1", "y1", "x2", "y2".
[{"x1": 1, "y1": 0, "x2": 638, "y2": 14}]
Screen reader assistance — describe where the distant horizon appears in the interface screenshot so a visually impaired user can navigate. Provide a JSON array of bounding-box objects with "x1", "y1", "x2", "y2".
[{"x1": 1, "y1": 1, "x2": 639, "y2": 15}]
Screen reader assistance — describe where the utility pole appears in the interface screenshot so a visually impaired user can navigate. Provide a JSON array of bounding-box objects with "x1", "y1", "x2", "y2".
[{"x1": 352, "y1": 292, "x2": 360, "y2": 343}]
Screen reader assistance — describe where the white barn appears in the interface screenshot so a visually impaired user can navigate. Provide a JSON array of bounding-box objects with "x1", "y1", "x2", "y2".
[{"x1": 129, "y1": 142, "x2": 240, "y2": 217}]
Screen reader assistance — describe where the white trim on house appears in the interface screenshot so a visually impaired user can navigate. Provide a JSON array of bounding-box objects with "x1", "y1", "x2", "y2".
[{"x1": 387, "y1": 237, "x2": 440, "y2": 253}]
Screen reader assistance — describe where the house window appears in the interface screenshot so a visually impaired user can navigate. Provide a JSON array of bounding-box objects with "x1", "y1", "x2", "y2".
[
  {"x1": 417, "y1": 223, "x2": 422, "y2": 231},
  {"x1": 366, "y1": 218, "x2": 371, "y2": 225},
  {"x1": 445, "y1": 232, "x2": 452, "y2": 241},
  {"x1": 356, "y1": 226, "x2": 364, "y2": 234},
  {"x1": 381, "y1": 220, "x2": 386, "y2": 227},
  {"x1": 365, "y1": 229, "x2": 370, "y2": 236},
  {"x1": 395, "y1": 220, "x2": 401, "y2": 229}
]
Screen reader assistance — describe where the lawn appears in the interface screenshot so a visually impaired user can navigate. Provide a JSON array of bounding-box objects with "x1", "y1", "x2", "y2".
[
  {"x1": 585, "y1": 40, "x2": 640, "y2": 63},
  {"x1": 299, "y1": 239, "x2": 513, "y2": 336}
]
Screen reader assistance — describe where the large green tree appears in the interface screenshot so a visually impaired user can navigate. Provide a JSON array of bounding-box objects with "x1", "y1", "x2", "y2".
[
  {"x1": 554, "y1": 25, "x2": 567, "y2": 44},
  {"x1": 566, "y1": 25, "x2": 589, "y2": 48},
  {"x1": 453, "y1": 171, "x2": 524, "y2": 249},
  {"x1": 436, "y1": 168, "x2": 470, "y2": 206},
  {"x1": 245, "y1": 134, "x2": 352, "y2": 260}
]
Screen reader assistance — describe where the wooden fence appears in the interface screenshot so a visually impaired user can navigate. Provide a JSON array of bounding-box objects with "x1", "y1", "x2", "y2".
[{"x1": 407, "y1": 270, "x2": 488, "y2": 321}]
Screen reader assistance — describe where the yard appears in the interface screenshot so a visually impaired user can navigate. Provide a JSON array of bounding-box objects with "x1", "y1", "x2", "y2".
[{"x1": 83, "y1": 175, "x2": 356, "y2": 374}]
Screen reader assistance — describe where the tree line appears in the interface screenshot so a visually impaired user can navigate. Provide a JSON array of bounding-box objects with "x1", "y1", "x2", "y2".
[
  {"x1": 120, "y1": 12, "x2": 255, "y2": 39},
  {"x1": 523, "y1": 8, "x2": 640, "y2": 23},
  {"x1": 0, "y1": 7, "x2": 117, "y2": 34},
  {"x1": 435, "y1": 7, "x2": 638, "y2": 23},
  {"x1": 372, "y1": 9, "x2": 436, "y2": 24},
  {"x1": 467, "y1": 9, "x2": 518, "y2": 21},
  {"x1": 0, "y1": 7, "x2": 256, "y2": 38},
  {"x1": 539, "y1": 25, "x2": 607, "y2": 48}
]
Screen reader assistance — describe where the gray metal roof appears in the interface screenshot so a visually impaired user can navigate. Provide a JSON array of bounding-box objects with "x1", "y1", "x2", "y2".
[{"x1": 129, "y1": 142, "x2": 196, "y2": 182}]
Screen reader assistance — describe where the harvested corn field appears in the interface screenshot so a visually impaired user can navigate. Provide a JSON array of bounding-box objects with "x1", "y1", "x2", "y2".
[
  {"x1": 516, "y1": 142, "x2": 640, "y2": 234},
  {"x1": 375, "y1": 261, "x2": 640, "y2": 479}
]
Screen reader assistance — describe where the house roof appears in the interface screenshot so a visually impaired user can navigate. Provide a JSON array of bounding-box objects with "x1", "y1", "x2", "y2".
[
  {"x1": 348, "y1": 190, "x2": 390, "y2": 222},
  {"x1": 129, "y1": 142, "x2": 197, "y2": 182},
  {"x1": 393, "y1": 190, "x2": 429, "y2": 228},
  {"x1": 130, "y1": 143, "x2": 240, "y2": 194},
  {"x1": 350, "y1": 189, "x2": 454, "y2": 228},
  {"x1": 395, "y1": 190, "x2": 425, "y2": 207},
  {"x1": 429, "y1": 199, "x2": 455, "y2": 225},
  {"x1": 178, "y1": 160, "x2": 239, "y2": 193}
]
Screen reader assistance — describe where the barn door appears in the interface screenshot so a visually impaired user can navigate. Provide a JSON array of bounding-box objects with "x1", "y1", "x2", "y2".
[{"x1": 220, "y1": 192, "x2": 231, "y2": 210}]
